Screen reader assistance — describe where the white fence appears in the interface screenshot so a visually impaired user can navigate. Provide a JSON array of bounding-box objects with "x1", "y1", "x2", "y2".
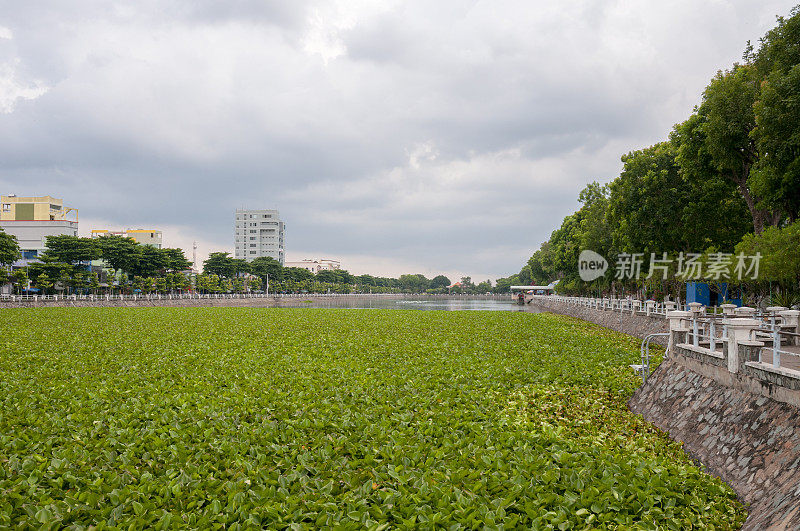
[{"x1": 539, "y1": 294, "x2": 800, "y2": 376}]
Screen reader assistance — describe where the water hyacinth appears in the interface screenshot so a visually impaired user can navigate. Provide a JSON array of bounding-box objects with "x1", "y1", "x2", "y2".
[{"x1": 0, "y1": 308, "x2": 745, "y2": 528}]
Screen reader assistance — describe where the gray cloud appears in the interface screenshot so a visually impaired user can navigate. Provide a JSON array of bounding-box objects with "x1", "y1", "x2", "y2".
[{"x1": 0, "y1": 0, "x2": 796, "y2": 279}]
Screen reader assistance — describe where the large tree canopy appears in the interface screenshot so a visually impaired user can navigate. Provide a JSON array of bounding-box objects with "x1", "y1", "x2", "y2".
[
  {"x1": 44, "y1": 235, "x2": 100, "y2": 264},
  {"x1": 250, "y1": 256, "x2": 283, "y2": 283}
]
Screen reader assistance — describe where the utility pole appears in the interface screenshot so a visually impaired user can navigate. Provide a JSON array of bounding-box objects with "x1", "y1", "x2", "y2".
[{"x1": 192, "y1": 241, "x2": 197, "y2": 272}]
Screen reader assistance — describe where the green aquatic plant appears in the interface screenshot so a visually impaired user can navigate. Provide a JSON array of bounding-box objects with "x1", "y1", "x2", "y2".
[{"x1": 0, "y1": 308, "x2": 745, "y2": 528}]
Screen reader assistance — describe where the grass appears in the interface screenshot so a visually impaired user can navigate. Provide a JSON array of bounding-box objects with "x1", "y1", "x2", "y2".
[{"x1": 0, "y1": 308, "x2": 745, "y2": 529}]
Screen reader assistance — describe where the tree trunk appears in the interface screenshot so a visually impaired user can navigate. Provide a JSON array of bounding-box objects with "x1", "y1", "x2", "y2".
[{"x1": 730, "y1": 163, "x2": 778, "y2": 234}]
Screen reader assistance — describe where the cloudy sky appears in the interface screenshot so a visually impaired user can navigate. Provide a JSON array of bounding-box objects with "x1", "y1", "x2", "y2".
[{"x1": 0, "y1": 1, "x2": 796, "y2": 280}]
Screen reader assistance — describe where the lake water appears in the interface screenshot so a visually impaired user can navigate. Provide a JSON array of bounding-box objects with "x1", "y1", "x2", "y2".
[{"x1": 283, "y1": 297, "x2": 541, "y2": 312}]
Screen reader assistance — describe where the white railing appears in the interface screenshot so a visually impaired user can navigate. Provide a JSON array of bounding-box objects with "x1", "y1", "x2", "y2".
[
  {"x1": 537, "y1": 294, "x2": 800, "y2": 383},
  {"x1": 546, "y1": 295, "x2": 683, "y2": 318}
]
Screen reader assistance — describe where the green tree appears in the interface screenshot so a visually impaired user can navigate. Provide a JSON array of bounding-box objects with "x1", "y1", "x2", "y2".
[
  {"x1": 232, "y1": 278, "x2": 245, "y2": 293},
  {"x1": 751, "y1": 67, "x2": 800, "y2": 222},
  {"x1": 248, "y1": 276, "x2": 262, "y2": 291},
  {"x1": 608, "y1": 144, "x2": 689, "y2": 255},
  {"x1": 34, "y1": 272, "x2": 53, "y2": 294},
  {"x1": 430, "y1": 275, "x2": 451, "y2": 289},
  {"x1": 250, "y1": 256, "x2": 283, "y2": 284},
  {"x1": 475, "y1": 280, "x2": 492, "y2": 293},
  {"x1": 28, "y1": 255, "x2": 74, "y2": 287},
  {"x1": 88, "y1": 272, "x2": 100, "y2": 292},
  {"x1": 155, "y1": 277, "x2": 168, "y2": 293},
  {"x1": 203, "y1": 252, "x2": 236, "y2": 278},
  {"x1": 161, "y1": 248, "x2": 193, "y2": 272},
  {"x1": 130, "y1": 246, "x2": 168, "y2": 278},
  {"x1": 96, "y1": 235, "x2": 139, "y2": 276},
  {"x1": 44, "y1": 235, "x2": 100, "y2": 264},
  {"x1": 670, "y1": 119, "x2": 752, "y2": 250},
  {"x1": 735, "y1": 220, "x2": 800, "y2": 285},
  {"x1": 11, "y1": 268, "x2": 28, "y2": 294},
  {"x1": 399, "y1": 274, "x2": 429, "y2": 293},
  {"x1": 0, "y1": 229, "x2": 20, "y2": 266},
  {"x1": 284, "y1": 267, "x2": 314, "y2": 282},
  {"x1": 356, "y1": 274, "x2": 376, "y2": 287},
  {"x1": 316, "y1": 270, "x2": 338, "y2": 283},
  {"x1": 494, "y1": 274, "x2": 520, "y2": 293},
  {"x1": 230, "y1": 259, "x2": 251, "y2": 277},
  {"x1": 695, "y1": 65, "x2": 779, "y2": 232}
]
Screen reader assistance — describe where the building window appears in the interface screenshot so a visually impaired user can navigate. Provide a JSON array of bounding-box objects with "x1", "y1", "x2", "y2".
[{"x1": 2, "y1": 204, "x2": 9, "y2": 212}]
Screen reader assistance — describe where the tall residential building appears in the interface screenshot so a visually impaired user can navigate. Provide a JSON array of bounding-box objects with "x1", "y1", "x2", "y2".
[
  {"x1": 0, "y1": 195, "x2": 78, "y2": 259},
  {"x1": 90, "y1": 229, "x2": 163, "y2": 248},
  {"x1": 234, "y1": 209, "x2": 285, "y2": 264}
]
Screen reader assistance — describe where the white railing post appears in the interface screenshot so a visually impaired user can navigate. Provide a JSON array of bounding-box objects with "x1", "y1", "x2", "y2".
[
  {"x1": 667, "y1": 310, "x2": 692, "y2": 358},
  {"x1": 710, "y1": 320, "x2": 717, "y2": 352},
  {"x1": 688, "y1": 302, "x2": 704, "y2": 347},
  {"x1": 724, "y1": 318, "x2": 762, "y2": 373}
]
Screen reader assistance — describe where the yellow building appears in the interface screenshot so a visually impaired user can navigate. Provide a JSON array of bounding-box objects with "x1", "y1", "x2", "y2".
[
  {"x1": 1, "y1": 195, "x2": 78, "y2": 222},
  {"x1": 91, "y1": 229, "x2": 162, "y2": 248}
]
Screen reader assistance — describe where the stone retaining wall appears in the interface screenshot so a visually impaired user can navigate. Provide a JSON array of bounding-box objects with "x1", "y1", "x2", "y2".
[
  {"x1": 529, "y1": 297, "x2": 669, "y2": 345},
  {"x1": 630, "y1": 356, "x2": 800, "y2": 530}
]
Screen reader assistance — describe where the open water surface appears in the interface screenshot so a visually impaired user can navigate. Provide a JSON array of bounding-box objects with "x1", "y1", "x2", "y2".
[{"x1": 284, "y1": 297, "x2": 542, "y2": 312}]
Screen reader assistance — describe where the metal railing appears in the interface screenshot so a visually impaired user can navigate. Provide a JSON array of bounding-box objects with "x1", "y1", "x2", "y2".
[
  {"x1": 749, "y1": 326, "x2": 800, "y2": 370},
  {"x1": 686, "y1": 314, "x2": 727, "y2": 353},
  {"x1": 632, "y1": 332, "x2": 671, "y2": 383}
]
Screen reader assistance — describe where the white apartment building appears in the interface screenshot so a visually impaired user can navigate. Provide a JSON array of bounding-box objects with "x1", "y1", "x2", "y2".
[
  {"x1": 0, "y1": 195, "x2": 78, "y2": 260},
  {"x1": 234, "y1": 209, "x2": 285, "y2": 264},
  {"x1": 284, "y1": 259, "x2": 340, "y2": 274}
]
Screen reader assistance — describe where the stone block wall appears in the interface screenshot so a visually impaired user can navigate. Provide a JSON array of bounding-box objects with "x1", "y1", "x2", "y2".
[{"x1": 630, "y1": 358, "x2": 800, "y2": 530}]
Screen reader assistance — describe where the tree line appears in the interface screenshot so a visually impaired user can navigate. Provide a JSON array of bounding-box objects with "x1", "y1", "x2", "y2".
[
  {"x1": 503, "y1": 8, "x2": 800, "y2": 306},
  {"x1": 0, "y1": 234, "x2": 496, "y2": 295},
  {"x1": 198, "y1": 252, "x2": 496, "y2": 294},
  {"x1": 0, "y1": 234, "x2": 193, "y2": 294}
]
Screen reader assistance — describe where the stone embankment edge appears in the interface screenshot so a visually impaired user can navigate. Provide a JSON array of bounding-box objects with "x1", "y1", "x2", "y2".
[
  {"x1": 528, "y1": 298, "x2": 669, "y2": 345},
  {"x1": 630, "y1": 357, "x2": 800, "y2": 530}
]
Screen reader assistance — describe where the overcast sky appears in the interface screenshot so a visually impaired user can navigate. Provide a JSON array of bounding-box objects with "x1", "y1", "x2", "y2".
[{"x1": 0, "y1": 1, "x2": 796, "y2": 280}]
